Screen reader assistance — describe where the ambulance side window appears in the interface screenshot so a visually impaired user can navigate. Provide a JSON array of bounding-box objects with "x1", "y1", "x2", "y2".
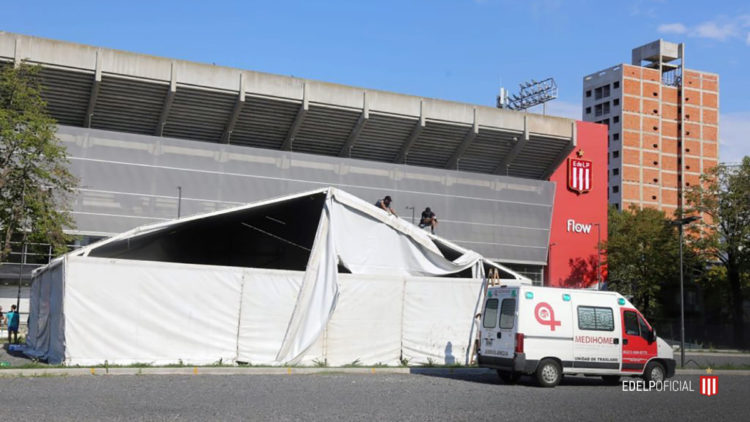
[
  {"x1": 577, "y1": 306, "x2": 615, "y2": 331},
  {"x1": 624, "y1": 311, "x2": 640, "y2": 336},
  {"x1": 499, "y1": 299, "x2": 516, "y2": 329},
  {"x1": 483, "y1": 299, "x2": 498, "y2": 328},
  {"x1": 637, "y1": 315, "x2": 651, "y2": 340}
]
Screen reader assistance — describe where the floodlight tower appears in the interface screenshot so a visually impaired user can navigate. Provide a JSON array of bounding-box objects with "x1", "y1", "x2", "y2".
[{"x1": 497, "y1": 77, "x2": 558, "y2": 115}]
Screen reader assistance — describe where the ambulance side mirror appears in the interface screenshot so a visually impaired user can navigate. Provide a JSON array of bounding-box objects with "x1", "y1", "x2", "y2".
[{"x1": 648, "y1": 329, "x2": 656, "y2": 344}]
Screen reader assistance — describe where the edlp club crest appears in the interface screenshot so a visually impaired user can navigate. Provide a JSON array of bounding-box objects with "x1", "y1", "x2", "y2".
[
  {"x1": 700, "y1": 376, "x2": 718, "y2": 397},
  {"x1": 568, "y1": 150, "x2": 592, "y2": 194}
]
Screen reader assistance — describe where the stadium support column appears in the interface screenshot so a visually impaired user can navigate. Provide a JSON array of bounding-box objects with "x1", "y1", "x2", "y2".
[
  {"x1": 542, "y1": 122, "x2": 577, "y2": 179},
  {"x1": 494, "y1": 115, "x2": 530, "y2": 175},
  {"x1": 155, "y1": 62, "x2": 177, "y2": 136},
  {"x1": 282, "y1": 83, "x2": 308, "y2": 151},
  {"x1": 339, "y1": 91, "x2": 369, "y2": 157},
  {"x1": 84, "y1": 49, "x2": 102, "y2": 128},
  {"x1": 446, "y1": 107, "x2": 478, "y2": 170},
  {"x1": 222, "y1": 73, "x2": 246, "y2": 144},
  {"x1": 395, "y1": 99, "x2": 425, "y2": 164}
]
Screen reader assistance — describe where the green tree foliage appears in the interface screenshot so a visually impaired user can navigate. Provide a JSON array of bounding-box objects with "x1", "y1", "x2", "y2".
[
  {"x1": 0, "y1": 63, "x2": 77, "y2": 262},
  {"x1": 605, "y1": 205, "x2": 685, "y2": 319},
  {"x1": 686, "y1": 157, "x2": 750, "y2": 348}
]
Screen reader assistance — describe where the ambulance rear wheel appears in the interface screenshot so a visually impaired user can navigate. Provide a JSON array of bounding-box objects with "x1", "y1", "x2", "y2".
[
  {"x1": 497, "y1": 370, "x2": 521, "y2": 384},
  {"x1": 643, "y1": 361, "x2": 665, "y2": 383},
  {"x1": 535, "y1": 359, "x2": 562, "y2": 388}
]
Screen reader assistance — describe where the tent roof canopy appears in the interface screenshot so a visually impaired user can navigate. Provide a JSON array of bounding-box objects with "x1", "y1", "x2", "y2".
[
  {"x1": 69, "y1": 187, "x2": 527, "y2": 280},
  {"x1": 88, "y1": 191, "x2": 327, "y2": 272}
]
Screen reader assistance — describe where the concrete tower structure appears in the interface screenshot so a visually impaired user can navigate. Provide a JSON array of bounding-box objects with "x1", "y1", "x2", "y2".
[{"x1": 582, "y1": 40, "x2": 719, "y2": 215}]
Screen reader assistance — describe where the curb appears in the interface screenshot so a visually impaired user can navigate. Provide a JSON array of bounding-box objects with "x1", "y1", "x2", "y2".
[
  {"x1": 0, "y1": 366, "x2": 748, "y2": 378},
  {"x1": 675, "y1": 369, "x2": 750, "y2": 375},
  {"x1": 0, "y1": 366, "x2": 413, "y2": 378},
  {"x1": 684, "y1": 352, "x2": 750, "y2": 358}
]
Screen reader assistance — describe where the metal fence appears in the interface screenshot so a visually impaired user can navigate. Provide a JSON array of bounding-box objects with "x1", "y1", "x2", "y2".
[{"x1": 652, "y1": 318, "x2": 750, "y2": 350}]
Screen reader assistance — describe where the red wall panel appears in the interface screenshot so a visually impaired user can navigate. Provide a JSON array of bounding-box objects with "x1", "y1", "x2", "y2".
[{"x1": 546, "y1": 121, "x2": 608, "y2": 287}]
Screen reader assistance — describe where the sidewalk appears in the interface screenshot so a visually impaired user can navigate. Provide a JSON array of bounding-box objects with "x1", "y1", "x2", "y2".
[
  {"x1": 3, "y1": 342, "x2": 748, "y2": 378},
  {"x1": 680, "y1": 351, "x2": 750, "y2": 368},
  {"x1": 0, "y1": 366, "x2": 748, "y2": 378}
]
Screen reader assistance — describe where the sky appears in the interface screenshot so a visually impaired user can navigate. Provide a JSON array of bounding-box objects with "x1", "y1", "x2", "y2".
[{"x1": 2, "y1": 0, "x2": 749, "y2": 161}]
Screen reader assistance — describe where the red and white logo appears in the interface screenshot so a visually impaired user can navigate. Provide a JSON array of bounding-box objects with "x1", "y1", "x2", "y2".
[
  {"x1": 700, "y1": 376, "x2": 718, "y2": 397},
  {"x1": 535, "y1": 302, "x2": 561, "y2": 331},
  {"x1": 568, "y1": 154, "x2": 592, "y2": 194}
]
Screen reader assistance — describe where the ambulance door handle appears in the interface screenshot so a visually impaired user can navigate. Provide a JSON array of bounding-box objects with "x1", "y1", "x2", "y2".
[
  {"x1": 496, "y1": 332, "x2": 502, "y2": 339},
  {"x1": 613, "y1": 338, "x2": 619, "y2": 345},
  {"x1": 622, "y1": 338, "x2": 628, "y2": 345}
]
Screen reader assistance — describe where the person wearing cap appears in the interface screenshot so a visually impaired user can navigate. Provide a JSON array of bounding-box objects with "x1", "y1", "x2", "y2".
[
  {"x1": 419, "y1": 207, "x2": 438, "y2": 233},
  {"x1": 375, "y1": 195, "x2": 397, "y2": 216}
]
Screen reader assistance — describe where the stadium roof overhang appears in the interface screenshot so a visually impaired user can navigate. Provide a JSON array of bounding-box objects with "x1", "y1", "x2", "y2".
[{"x1": 0, "y1": 32, "x2": 576, "y2": 179}]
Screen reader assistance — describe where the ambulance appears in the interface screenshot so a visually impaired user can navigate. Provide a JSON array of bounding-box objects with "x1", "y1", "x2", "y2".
[{"x1": 477, "y1": 285, "x2": 676, "y2": 387}]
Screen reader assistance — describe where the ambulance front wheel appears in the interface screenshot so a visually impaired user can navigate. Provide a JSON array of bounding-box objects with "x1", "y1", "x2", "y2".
[
  {"x1": 643, "y1": 361, "x2": 665, "y2": 383},
  {"x1": 535, "y1": 359, "x2": 562, "y2": 388},
  {"x1": 497, "y1": 370, "x2": 521, "y2": 384}
]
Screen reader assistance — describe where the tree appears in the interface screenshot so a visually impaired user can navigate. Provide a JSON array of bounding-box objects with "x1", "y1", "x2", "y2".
[
  {"x1": 0, "y1": 63, "x2": 77, "y2": 263},
  {"x1": 686, "y1": 158, "x2": 750, "y2": 348},
  {"x1": 605, "y1": 205, "x2": 684, "y2": 319}
]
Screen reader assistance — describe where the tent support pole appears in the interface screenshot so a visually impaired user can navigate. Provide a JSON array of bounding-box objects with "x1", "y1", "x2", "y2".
[{"x1": 234, "y1": 276, "x2": 246, "y2": 363}]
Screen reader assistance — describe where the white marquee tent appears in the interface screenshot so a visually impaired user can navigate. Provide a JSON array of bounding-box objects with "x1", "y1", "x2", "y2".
[{"x1": 26, "y1": 187, "x2": 529, "y2": 366}]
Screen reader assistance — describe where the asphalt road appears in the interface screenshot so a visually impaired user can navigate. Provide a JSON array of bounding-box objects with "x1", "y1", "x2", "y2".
[{"x1": 0, "y1": 372, "x2": 745, "y2": 421}]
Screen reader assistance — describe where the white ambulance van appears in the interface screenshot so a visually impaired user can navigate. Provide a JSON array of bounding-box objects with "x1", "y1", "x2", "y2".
[{"x1": 477, "y1": 285, "x2": 675, "y2": 387}]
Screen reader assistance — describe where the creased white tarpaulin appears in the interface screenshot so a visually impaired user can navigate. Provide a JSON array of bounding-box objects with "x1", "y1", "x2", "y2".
[
  {"x1": 275, "y1": 189, "x2": 485, "y2": 364},
  {"x1": 275, "y1": 190, "x2": 339, "y2": 364}
]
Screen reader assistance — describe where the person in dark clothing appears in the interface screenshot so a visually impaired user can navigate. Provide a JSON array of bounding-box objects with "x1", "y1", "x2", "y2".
[
  {"x1": 419, "y1": 207, "x2": 438, "y2": 233},
  {"x1": 375, "y1": 195, "x2": 397, "y2": 216}
]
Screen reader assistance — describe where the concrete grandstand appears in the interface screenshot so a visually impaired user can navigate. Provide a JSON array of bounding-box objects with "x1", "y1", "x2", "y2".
[{"x1": 0, "y1": 31, "x2": 592, "y2": 294}]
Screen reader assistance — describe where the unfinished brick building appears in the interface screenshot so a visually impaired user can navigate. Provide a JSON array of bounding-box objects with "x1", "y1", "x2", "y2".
[{"x1": 582, "y1": 40, "x2": 718, "y2": 216}]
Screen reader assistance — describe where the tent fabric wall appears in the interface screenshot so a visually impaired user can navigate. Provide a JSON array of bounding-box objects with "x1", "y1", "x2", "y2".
[
  {"x1": 27, "y1": 257, "x2": 484, "y2": 366},
  {"x1": 323, "y1": 274, "x2": 404, "y2": 366},
  {"x1": 25, "y1": 259, "x2": 65, "y2": 363},
  {"x1": 235, "y1": 269, "x2": 304, "y2": 365},
  {"x1": 401, "y1": 277, "x2": 483, "y2": 365},
  {"x1": 63, "y1": 257, "x2": 243, "y2": 366}
]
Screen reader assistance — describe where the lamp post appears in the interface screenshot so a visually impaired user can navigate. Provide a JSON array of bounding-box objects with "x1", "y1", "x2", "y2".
[
  {"x1": 670, "y1": 215, "x2": 701, "y2": 368},
  {"x1": 545, "y1": 243, "x2": 557, "y2": 287},
  {"x1": 593, "y1": 223, "x2": 602, "y2": 290},
  {"x1": 405, "y1": 206, "x2": 415, "y2": 225},
  {"x1": 16, "y1": 178, "x2": 28, "y2": 313},
  {"x1": 177, "y1": 186, "x2": 182, "y2": 218}
]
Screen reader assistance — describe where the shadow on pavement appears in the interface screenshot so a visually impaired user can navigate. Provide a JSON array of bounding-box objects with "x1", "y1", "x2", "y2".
[{"x1": 409, "y1": 368, "x2": 621, "y2": 388}]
